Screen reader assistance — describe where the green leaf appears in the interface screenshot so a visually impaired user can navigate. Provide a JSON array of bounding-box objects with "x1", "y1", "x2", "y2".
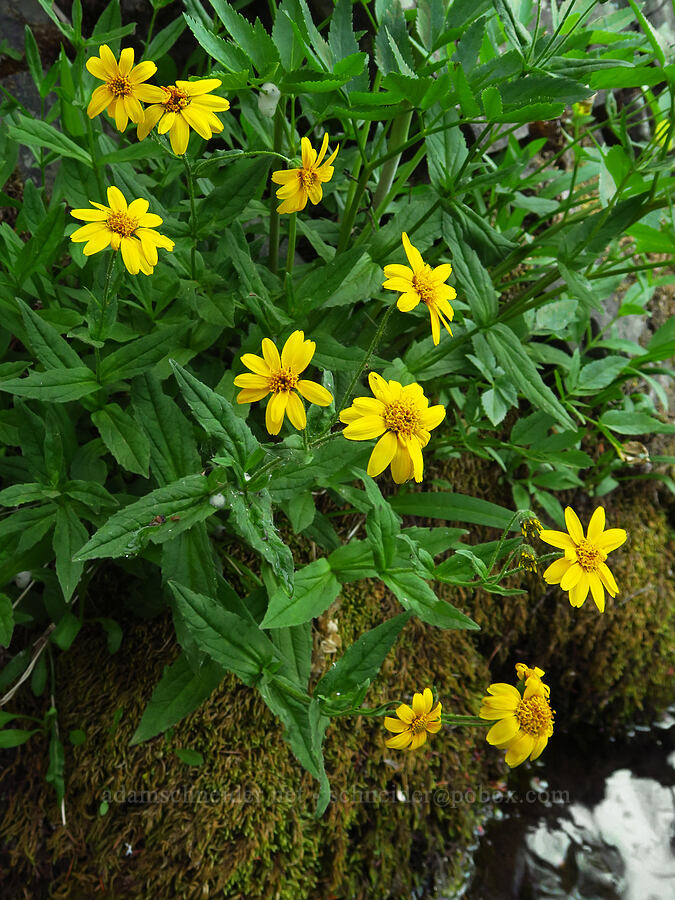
[
  {"x1": 258, "y1": 680, "x2": 330, "y2": 813},
  {"x1": 575, "y1": 357, "x2": 627, "y2": 394},
  {"x1": 0, "y1": 593, "x2": 14, "y2": 647},
  {"x1": 0, "y1": 367, "x2": 99, "y2": 402},
  {"x1": 315, "y1": 611, "x2": 411, "y2": 699},
  {"x1": 198, "y1": 156, "x2": 271, "y2": 220},
  {"x1": 8, "y1": 113, "x2": 91, "y2": 167},
  {"x1": 92, "y1": 403, "x2": 151, "y2": 477},
  {"x1": 211, "y1": 0, "x2": 279, "y2": 73},
  {"x1": 486, "y1": 324, "x2": 575, "y2": 429},
  {"x1": 0, "y1": 483, "x2": 57, "y2": 507},
  {"x1": 51, "y1": 611, "x2": 82, "y2": 650},
  {"x1": 73, "y1": 474, "x2": 214, "y2": 560},
  {"x1": 171, "y1": 361, "x2": 258, "y2": 473},
  {"x1": 598, "y1": 410, "x2": 675, "y2": 436},
  {"x1": 169, "y1": 581, "x2": 278, "y2": 685},
  {"x1": 589, "y1": 66, "x2": 670, "y2": 90},
  {"x1": 261, "y1": 559, "x2": 341, "y2": 629},
  {"x1": 45, "y1": 729, "x2": 65, "y2": 806},
  {"x1": 221, "y1": 486, "x2": 295, "y2": 593},
  {"x1": 183, "y1": 13, "x2": 250, "y2": 72},
  {"x1": 175, "y1": 747, "x2": 204, "y2": 766},
  {"x1": 0, "y1": 729, "x2": 38, "y2": 748},
  {"x1": 131, "y1": 373, "x2": 201, "y2": 486},
  {"x1": 327, "y1": 540, "x2": 377, "y2": 582},
  {"x1": 145, "y1": 17, "x2": 185, "y2": 60},
  {"x1": 130, "y1": 652, "x2": 224, "y2": 745},
  {"x1": 492, "y1": 0, "x2": 531, "y2": 53},
  {"x1": 99, "y1": 326, "x2": 186, "y2": 384},
  {"x1": 389, "y1": 491, "x2": 516, "y2": 530},
  {"x1": 382, "y1": 570, "x2": 478, "y2": 630},
  {"x1": 361, "y1": 475, "x2": 400, "y2": 573},
  {"x1": 268, "y1": 618, "x2": 312, "y2": 688},
  {"x1": 53, "y1": 505, "x2": 88, "y2": 602}
]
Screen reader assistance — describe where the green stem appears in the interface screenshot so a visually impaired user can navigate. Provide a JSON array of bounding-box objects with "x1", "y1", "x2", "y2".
[
  {"x1": 85, "y1": 116, "x2": 105, "y2": 198},
  {"x1": 371, "y1": 108, "x2": 413, "y2": 212},
  {"x1": 285, "y1": 213, "x2": 297, "y2": 276},
  {"x1": 441, "y1": 714, "x2": 490, "y2": 727},
  {"x1": 269, "y1": 108, "x2": 284, "y2": 275},
  {"x1": 182, "y1": 155, "x2": 198, "y2": 280},
  {"x1": 94, "y1": 251, "x2": 117, "y2": 380}
]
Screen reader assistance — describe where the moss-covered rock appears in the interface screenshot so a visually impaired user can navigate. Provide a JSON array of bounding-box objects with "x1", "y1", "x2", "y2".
[{"x1": 0, "y1": 582, "x2": 492, "y2": 900}]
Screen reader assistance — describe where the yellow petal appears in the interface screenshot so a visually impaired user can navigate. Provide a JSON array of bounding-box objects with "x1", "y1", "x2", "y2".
[
  {"x1": 285, "y1": 391, "x2": 306, "y2": 430},
  {"x1": 129, "y1": 60, "x2": 157, "y2": 84},
  {"x1": 539, "y1": 528, "x2": 576, "y2": 550},
  {"x1": 384, "y1": 716, "x2": 407, "y2": 733},
  {"x1": 86, "y1": 55, "x2": 110, "y2": 81},
  {"x1": 404, "y1": 436, "x2": 424, "y2": 483},
  {"x1": 504, "y1": 733, "x2": 535, "y2": 767},
  {"x1": 589, "y1": 572, "x2": 605, "y2": 613},
  {"x1": 296, "y1": 380, "x2": 332, "y2": 406},
  {"x1": 169, "y1": 116, "x2": 190, "y2": 155},
  {"x1": 233, "y1": 373, "x2": 269, "y2": 389},
  {"x1": 597, "y1": 562, "x2": 619, "y2": 596},
  {"x1": 342, "y1": 416, "x2": 386, "y2": 441},
  {"x1": 265, "y1": 392, "x2": 288, "y2": 435},
  {"x1": 106, "y1": 186, "x2": 127, "y2": 212},
  {"x1": 569, "y1": 571, "x2": 590, "y2": 607},
  {"x1": 137, "y1": 104, "x2": 165, "y2": 140},
  {"x1": 401, "y1": 231, "x2": 424, "y2": 272},
  {"x1": 396, "y1": 703, "x2": 414, "y2": 723},
  {"x1": 118, "y1": 47, "x2": 134, "y2": 76},
  {"x1": 409, "y1": 731, "x2": 427, "y2": 750},
  {"x1": 386, "y1": 731, "x2": 412, "y2": 750},
  {"x1": 261, "y1": 338, "x2": 282, "y2": 371},
  {"x1": 87, "y1": 84, "x2": 111, "y2": 117},
  {"x1": 560, "y1": 563, "x2": 583, "y2": 592},
  {"x1": 586, "y1": 506, "x2": 605, "y2": 541},
  {"x1": 181, "y1": 104, "x2": 212, "y2": 140},
  {"x1": 237, "y1": 387, "x2": 269, "y2": 404},
  {"x1": 82, "y1": 230, "x2": 113, "y2": 256},
  {"x1": 240, "y1": 353, "x2": 270, "y2": 376},
  {"x1": 420, "y1": 404, "x2": 445, "y2": 431},
  {"x1": 596, "y1": 528, "x2": 627, "y2": 553},
  {"x1": 564, "y1": 506, "x2": 585, "y2": 543},
  {"x1": 486, "y1": 715, "x2": 520, "y2": 745},
  {"x1": 367, "y1": 431, "x2": 398, "y2": 478},
  {"x1": 177, "y1": 78, "x2": 222, "y2": 96},
  {"x1": 390, "y1": 442, "x2": 414, "y2": 484},
  {"x1": 120, "y1": 236, "x2": 141, "y2": 274},
  {"x1": 127, "y1": 198, "x2": 150, "y2": 219},
  {"x1": 397, "y1": 292, "x2": 421, "y2": 312}
]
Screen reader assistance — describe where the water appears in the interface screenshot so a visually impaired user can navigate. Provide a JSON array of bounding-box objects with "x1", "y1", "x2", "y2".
[{"x1": 451, "y1": 713, "x2": 675, "y2": 900}]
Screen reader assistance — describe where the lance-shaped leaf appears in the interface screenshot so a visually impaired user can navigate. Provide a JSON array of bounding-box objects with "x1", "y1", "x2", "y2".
[
  {"x1": 382, "y1": 570, "x2": 478, "y2": 630},
  {"x1": 130, "y1": 652, "x2": 224, "y2": 745},
  {"x1": 171, "y1": 360, "x2": 258, "y2": 473},
  {"x1": 92, "y1": 403, "x2": 150, "y2": 477},
  {"x1": 261, "y1": 558, "x2": 341, "y2": 629},
  {"x1": 315, "y1": 611, "x2": 411, "y2": 699},
  {"x1": 73, "y1": 474, "x2": 214, "y2": 560},
  {"x1": 169, "y1": 581, "x2": 278, "y2": 685},
  {"x1": 0, "y1": 367, "x2": 99, "y2": 402}
]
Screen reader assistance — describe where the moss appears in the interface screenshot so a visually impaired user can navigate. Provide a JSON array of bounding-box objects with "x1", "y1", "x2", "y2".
[{"x1": 0, "y1": 582, "x2": 491, "y2": 900}]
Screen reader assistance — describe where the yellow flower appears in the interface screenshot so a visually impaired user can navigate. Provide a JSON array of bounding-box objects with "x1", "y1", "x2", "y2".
[
  {"x1": 539, "y1": 506, "x2": 627, "y2": 613},
  {"x1": 520, "y1": 516, "x2": 542, "y2": 540},
  {"x1": 382, "y1": 232, "x2": 456, "y2": 346},
  {"x1": 384, "y1": 688, "x2": 442, "y2": 750},
  {"x1": 480, "y1": 663, "x2": 554, "y2": 767},
  {"x1": 137, "y1": 79, "x2": 230, "y2": 155},
  {"x1": 234, "y1": 331, "x2": 333, "y2": 436},
  {"x1": 519, "y1": 550, "x2": 537, "y2": 573},
  {"x1": 70, "y1": 186, "x2": 174, "y2": 276},
  {"x1": 86, "y1": 44, "x2": 166, "y2": 132},
  {"x1": 271, "y1": 134, "x2": 339, "y2": 214},
  {"x1": 340, "y1": 373, "x2": 445, "y2": 484}
]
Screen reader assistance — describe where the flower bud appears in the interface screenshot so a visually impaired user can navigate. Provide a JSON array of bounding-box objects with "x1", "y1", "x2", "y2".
[{"x1": 258, "y1": 83, "x2": 280, "y2": 118}]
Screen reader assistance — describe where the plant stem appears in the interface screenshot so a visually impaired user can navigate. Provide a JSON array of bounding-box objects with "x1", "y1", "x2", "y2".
[
  {"x1": 182, "y1": 154, "x2": 198, "y2": 280},
  {"x1": 269, "y1": 107, "x2": 284, "y2": 274},
  {"x1": 94, "y1": 251, "x2": 117, "y2": 379},
  {"x1": 285, "y1": 213, "x2": 297, "y2": 276},
  {"x1": 372, "y1": 108, "x2": 413, "y2": 212}
]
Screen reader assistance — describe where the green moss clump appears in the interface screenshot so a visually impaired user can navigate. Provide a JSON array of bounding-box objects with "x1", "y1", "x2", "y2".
[{"x1": 0, "y1": 582, "x2": 492, "y2": 900}]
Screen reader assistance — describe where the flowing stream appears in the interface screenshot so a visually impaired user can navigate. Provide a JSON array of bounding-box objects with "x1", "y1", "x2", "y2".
[{"x1": 439, "y1": 712, "x2": 675, "y2": 900}]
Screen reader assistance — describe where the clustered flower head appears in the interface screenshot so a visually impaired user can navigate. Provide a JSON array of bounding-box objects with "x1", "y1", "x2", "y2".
[
  {"x1": 340, "y1": 373, "x2": 445, "y2": 484},
  {"x1": 384, "y1": 688, "x2": 442, "y2": 750},
  {"x1": 70, "y1": 186, "x2": 174, "y2": 275},
  {"x1": 271, "y1": 134, "x2": 339, "y2": 214},
  {"x1": 137, "y1": 79, "x2": 230, "y2": 156},
  {"x1": 383, "y1": 232, "x2": 456, "y2": 346},
  {"x1": 480, "y1": 663, "x2": 554, "y2": 767},
  {"x1": 86, "y1": 45, "x2": 230, "y2": 154},
  {"x1": 234, "y1": 331, "x2": 333, "y2": 435},
  {"x1": 539, "y1": 506, "x2": 627, "y2": 613}
]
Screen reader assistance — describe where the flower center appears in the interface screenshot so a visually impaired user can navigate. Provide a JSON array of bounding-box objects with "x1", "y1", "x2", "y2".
[
  {"x1": 108, "y1": 74, "x2": 132, "y2": 97},
  {"x1": 383, "y1": 400, "x2": 421, "y2": 439},
  {"x1": 163, "y1": 86, "x2": 190, "y2": 113},
  {"x1": 575, "y1": 538, "x2": 604, "y2": 571},
  {"x1": 299, "y1": 168, "x2": 319, "y2": 189},
  {"x1": 410, "y1": 714, "x2": 431, "y2": 735},
  {"x1": 412, "y1": 268, "x2": 437, "y2": 305},
  {"x1": 516, "y1": 695, "x2": 554, "y2": 737},
  {"x1": 106, "y1": 211, "x2": 138, "y2": 237},
  {"x1": 268, "y1": 368, "x2": 298, "y2": 394}
]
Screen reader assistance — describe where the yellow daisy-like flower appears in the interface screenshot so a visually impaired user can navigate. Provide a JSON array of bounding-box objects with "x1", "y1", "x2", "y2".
[
  {"x1": 340, "y1": 372, "x2": 445, "y2": 484},
  {"x1": 384, "y1": 688, "x2": 442, "y2": 750},
  {"x1": 382, "y1": 232, "x2": 456, "y2": 346},
  {"x1": 234, "y1": 330, "x2": 333, "y2": 436},
  {"x1": 137, "y1": 79, "x2": 231, "y2": 155},
  {"x1": 70, "y1": 186, "x2": 174, "y2": 276},
  {"x1": 480, "y1": 663, "x2": 554, "y2": 767},
  {"x1": 271, "y1": 134, "x2": 339, "y2": 214},
  {"x1": 539, "y1": 506, "x2": 627, "y2": 613},
  {"x1": 86, "y1": 44, "x2": 165, "y2": 132}
]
